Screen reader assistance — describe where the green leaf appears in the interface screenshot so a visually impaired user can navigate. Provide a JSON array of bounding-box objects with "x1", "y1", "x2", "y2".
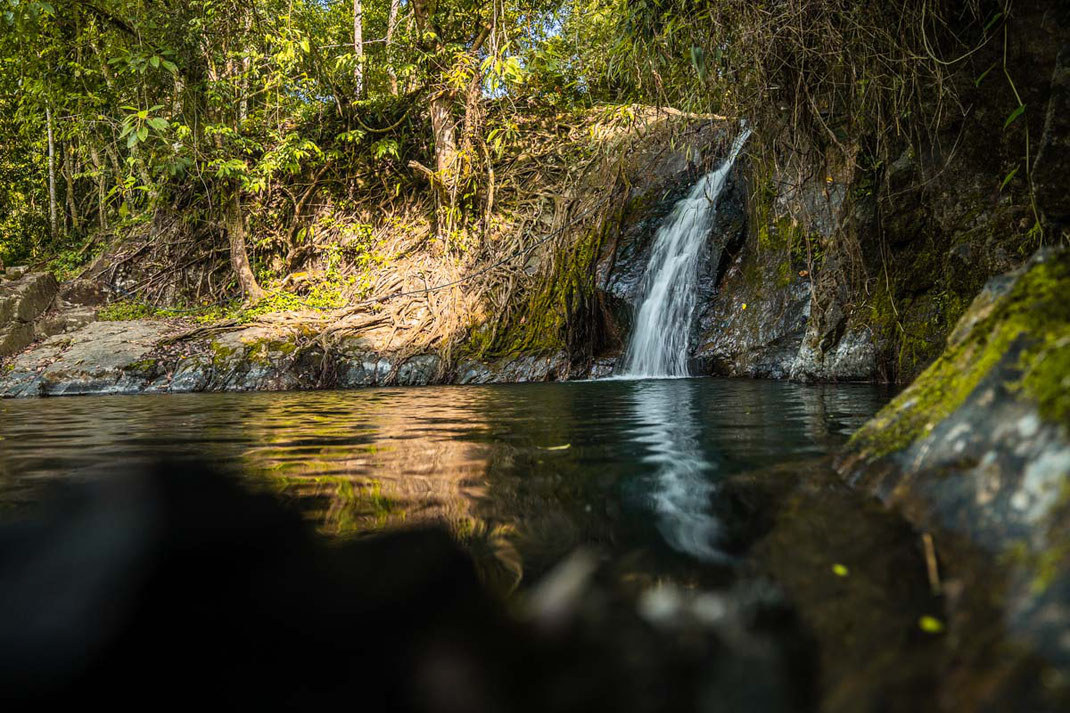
[
  {"x1": 147, "y1": 117, "x2": 169, "y2": 131},
  {"x1": 126, "y1": 131, "x2": 139, "y2": 148},
  {"x1": 137, "y1": 126, "x2": 149, "y2": 142},
  {"x1": 149, "y1": 56, "x2": 160, "y2": 69},
  {"x1": 983, "y1": 12, "x2": 1003, "y2": 34},
  {"x1": 1004, "y1": 103, "x2": 1026, "y2": 130},
  {"x1": 690, "y1": 46, "x2": 707, "y2": 81},
  {"x1": 1000, "y1": 165, "x2": 1020, "y2": 191},
  {"x1": 974, "y1": 62, "x2": 997, "y2": 87}
]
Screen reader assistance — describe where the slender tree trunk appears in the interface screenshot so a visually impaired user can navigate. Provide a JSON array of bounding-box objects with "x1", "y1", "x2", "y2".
[
  {"x1": 89, "y1": 145, "x2": 107, "y2": 230},
  {"x1": 386, "y1": 0, "x2": 400, "y2": 95},
  {"x1": 46, "y1": 104, "x2": 58, "y2": 239},
  {"x1": 239, "y1": 12, "x2": 251, "y2": 121},
  {"x1": 353, "y1": 0, "x2": 364, "y2": 97},
  {"x1": 63, "y1": 145, "x2": 80, "y2": 233},
  {"x1": 225, "y1": 189, "x2": 265, "y2": 303}
]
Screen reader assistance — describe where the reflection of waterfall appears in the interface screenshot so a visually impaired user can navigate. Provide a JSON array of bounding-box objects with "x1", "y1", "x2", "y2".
[
  {"x1": 622, "y1": 129, "x2": 752, "y2": 378},
  {"x1": 630, "y1": 380, "x2": 727, "y2": 562}
]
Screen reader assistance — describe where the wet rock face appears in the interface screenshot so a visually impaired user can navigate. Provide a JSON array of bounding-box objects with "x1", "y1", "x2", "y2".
[
  {"x1": 693, "y1": 242, "x2": 812, "y2": 380},
  {"x1": 0, "y1": 272, "x2": 59, "y2": 357},
  {"x1": 839, "y1": 249, "x2": 1070, "y2": 687}
]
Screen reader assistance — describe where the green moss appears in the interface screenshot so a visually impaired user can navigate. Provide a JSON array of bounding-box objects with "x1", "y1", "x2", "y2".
[
  {"x1": 125, "y1": 358, "x2": 159, "y2": 375},
  {"x1": 473, "y1": 203, "x2": 619, "y2": 359},
  {"x1": 209, "y1": 340, "x2": 238, "y2": 368},
  {"x1": 850, "y1": 252, "x2": 1070, "y2": 460},
  {"x1": 1018, "y1": 329, "x2": 1070, "y2": 425}
]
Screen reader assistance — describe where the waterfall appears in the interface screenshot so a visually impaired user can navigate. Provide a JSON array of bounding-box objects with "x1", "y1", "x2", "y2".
[{"x1": 621, "y1": 128, "x2": 752, "y2": 378}]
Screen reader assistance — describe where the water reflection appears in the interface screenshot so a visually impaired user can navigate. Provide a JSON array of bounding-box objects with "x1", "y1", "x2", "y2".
[
  {"x1": 629, "y1": 379, "x2": 726, "y2": 562},
  {"x1": 0, "y1": 380, "x2": 891, "y2": 584}
]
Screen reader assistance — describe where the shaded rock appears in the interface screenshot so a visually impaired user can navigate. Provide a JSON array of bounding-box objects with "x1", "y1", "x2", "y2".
[
  {"x1": 1034, "y1": 47, "x2": 1070, "y2": 229},
  {"x1": 838, "y1": 249, "x2": 1070, "y2": 690},
  {"x1": 0, "y1": 272, "x2": 58, "y2": 326},
  {"x1": 33, "y1": 307, "x2": 98, "y2": 340},
  {"x1": 0, "y1": 323, "x2": 35, "y2": 358},
  {"x1": 396, "y1": 354, "x2": 441, "y2": 386},
  {"x1": 0, "y1": 272, "x2": 59, "y2": 357},
  {"x1": 456, "y1": 359, "x2": 495, "y2": 385},
  {"x1": 694, "y1": 242, "x2": 811, "y2": 379},
  {"x1": 791, "y1": 326, "x2": 877, "y2": 382},
  {"x1": 57, "y1": 279, "x2": 108, "y2": 308}
]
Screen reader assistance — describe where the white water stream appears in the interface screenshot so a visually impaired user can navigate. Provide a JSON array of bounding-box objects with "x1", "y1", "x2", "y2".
[{"x1": 621, "y1": 128, "x2": 752, "y2": 378}]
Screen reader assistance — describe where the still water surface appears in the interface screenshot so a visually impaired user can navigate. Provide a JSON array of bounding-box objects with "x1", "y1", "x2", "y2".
[{"x1": 0, "y1": 378, "x2": 889, "y2": 578}]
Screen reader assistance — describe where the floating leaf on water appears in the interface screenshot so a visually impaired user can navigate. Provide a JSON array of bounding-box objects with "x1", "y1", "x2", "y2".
[
  {"x1": 832, "y1": 563, "x2": 849, "y2": 577},
  {"x1": 543, "y1": 444, "x2": 571, "y2": 451},
  {"x1": 919, "y1": 615, "x2": 945, "y2": 634}
]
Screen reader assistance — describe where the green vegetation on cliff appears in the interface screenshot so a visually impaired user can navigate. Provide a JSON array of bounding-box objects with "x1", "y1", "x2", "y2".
[{"x1": 849, "y1": 250, "x2": 1070, "y2": 460}]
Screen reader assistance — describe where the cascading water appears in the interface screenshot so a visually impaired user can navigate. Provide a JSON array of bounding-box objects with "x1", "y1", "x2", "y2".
[{"x1": 621, "y1": 128, "x2": 752, "y2": 378}]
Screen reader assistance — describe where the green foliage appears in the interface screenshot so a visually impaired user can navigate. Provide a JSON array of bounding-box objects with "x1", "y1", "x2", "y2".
[
  {"x1": 98, "y1": 300, "x2": 160, "y2": 321},
  {"x1": 46, "y1": 241, "x2": 100, "y2": 281}
]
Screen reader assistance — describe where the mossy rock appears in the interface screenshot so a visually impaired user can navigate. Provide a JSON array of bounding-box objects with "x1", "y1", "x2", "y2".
[
  {"x1": 847, "y1": 248, "x2": 1069, "y2": 461},
  {"x1": 839, "y1": 248, "x2": 1070, "y2": 689}
]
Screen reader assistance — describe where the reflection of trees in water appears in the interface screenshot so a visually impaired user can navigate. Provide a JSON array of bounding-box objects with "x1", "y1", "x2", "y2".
[{"x1": 235, "y1": 389, "x2": 525, "y2": 594}]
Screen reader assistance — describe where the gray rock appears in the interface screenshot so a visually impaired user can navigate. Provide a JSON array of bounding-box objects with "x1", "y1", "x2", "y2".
[
  {"x1": 396, "y1": 354, "x2": 441, "y2": 386},
  {"x1": 34, "y1": 307, "x2": 98, "y2": 340},
  {"x1": 839, "y1": 249, "x2": 1070, "y2": 678},
  {"x1": 0, "y1": 272, "x2": 58, "y2": 324},
  {"x1": 58, "y1": 278, "x2": 108, "y2": 307},
  {"x1": 0, "y1": 322, "x2": 35, "y2": 357},
  {"x1": 0, "y1": 320, "x2": 169, "y2": 396}
]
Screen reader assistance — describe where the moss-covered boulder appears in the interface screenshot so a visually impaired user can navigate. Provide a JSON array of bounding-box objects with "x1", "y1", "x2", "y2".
[{"x1": 839, "y1": 248, "x2": 1070, "y2": 692}]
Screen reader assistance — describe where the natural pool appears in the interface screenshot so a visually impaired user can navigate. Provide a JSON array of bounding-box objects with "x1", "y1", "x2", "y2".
[{"x1": 2, "y1": 378, "x2": 965, "y2": 712}]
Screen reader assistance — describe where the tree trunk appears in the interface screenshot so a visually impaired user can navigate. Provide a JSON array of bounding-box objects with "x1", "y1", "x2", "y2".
[
  {"x1": 63, "y1": 145, "x2": 80, "y2": 233},
  {"x1": 429, "y1": 92, "x2": 458, "y2": 177},
  {"x1": 353, "y1": 0, "x2": 364, "y2": 97},
  {"x1": 239, "y1": 12, "x2": 251, "y2": 121},
  {"x1": 386, "y1": 0, "x2": 400, "y2": 95},
  {"x1": 46, "y1": 104, "x2": 58, "y2": 240},
  {"x1": 225, "y1": 189, "x2": 265, "y2": 303}
]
